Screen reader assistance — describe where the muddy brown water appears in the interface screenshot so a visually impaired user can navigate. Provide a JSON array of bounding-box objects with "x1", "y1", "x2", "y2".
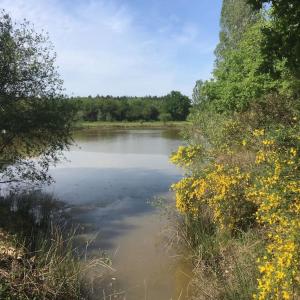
[{"x1": 46, "y1": 128, "x2": 192, "y2": 299}]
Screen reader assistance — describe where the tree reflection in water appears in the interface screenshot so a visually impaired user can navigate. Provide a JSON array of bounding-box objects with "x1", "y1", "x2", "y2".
[{"x1": 0, "y1": 191, "x2": 69, "y2": 250}]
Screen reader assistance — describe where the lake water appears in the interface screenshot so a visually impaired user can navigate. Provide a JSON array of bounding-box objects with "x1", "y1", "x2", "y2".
[{"x1": 47, "y1": 128, "x2": 191, "y2": 299}]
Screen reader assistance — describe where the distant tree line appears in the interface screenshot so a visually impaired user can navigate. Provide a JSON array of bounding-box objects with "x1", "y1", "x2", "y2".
[{"x1": 69, "y1": 91, "x2": 191, "y2": 122}]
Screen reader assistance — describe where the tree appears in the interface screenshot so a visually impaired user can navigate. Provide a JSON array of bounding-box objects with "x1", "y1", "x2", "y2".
[
  {"x1": 192, "y1": 80, "x2": 205, "y2": 105},
  {"x1": 215, "y1": 0, "x2": 260, "y2": 66},
  {"x1": 247, "y1": 0, "x2": 300, "y2": 78},
  {"x1": 159, "y1": 113, "x2": 172, "y2": 124},
  {"x1": 142, "y1": 104, "x2": 159, "y2": 121},
  {"x1": 197, "y1": 0, "x2": 299, "y2": 113},
  {"x1": 163, "y1": 91, "x2": 191, "y2": 121},
  {"x1": 0, "y1": 11, "x2": 74, "y2": 186},
  {"x1": 213, "y1": 20, "x2": 278, "y2": 111}
]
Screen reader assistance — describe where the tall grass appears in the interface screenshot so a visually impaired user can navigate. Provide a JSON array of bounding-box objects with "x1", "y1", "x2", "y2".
[
  {"x1": 0, "y1": 192, "x2": 108, "y2": 299},
  {"x1": 168, "y1": 210, "x2": 264, "y2": 300}
]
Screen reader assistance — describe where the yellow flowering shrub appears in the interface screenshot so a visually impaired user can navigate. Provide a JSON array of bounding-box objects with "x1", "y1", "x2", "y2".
[
  {"x1": 205, "y1": 165, "x2": 255, "y2": 230},
  {"x1": 171, "y1": 126, "x2": 300, "y2": 299},
  {"x1": 171, "y1": 176, "x2": 201, "y2": 213},
  {"x1": 170, "y1": 145, "x2": 204, "y2": 168},
  {"x1": 246, "y1": 136, "x2": 300, "y2": 300},
  {"x1": 171, "y1": 147, "x2": 256, "y2": 231}
]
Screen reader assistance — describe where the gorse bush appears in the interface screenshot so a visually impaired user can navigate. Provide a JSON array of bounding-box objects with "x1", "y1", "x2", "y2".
[
  {"x1": 248, "y1": 130, "x2": 300, "y2": 300},
  {"x1": 172, "y1": 2, "x2": 300, "y2": 293},
  {"x1": 171, "y1": 106, "x2": 300, "y2": 299},
  {"x1": 171, "y1": 162, "x2": 255, "y2": 231}
]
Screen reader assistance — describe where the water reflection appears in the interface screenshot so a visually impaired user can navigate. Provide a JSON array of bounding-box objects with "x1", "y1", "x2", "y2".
[
  {"x1": 0, "y1": 191, "x2": 67, "y2": 250},
  {"x1": 46, "y1": 128, "x2": 191, "y2": 299},
  {"x1": 72, "y1": 128, "x2": 182, "y2": 155}
]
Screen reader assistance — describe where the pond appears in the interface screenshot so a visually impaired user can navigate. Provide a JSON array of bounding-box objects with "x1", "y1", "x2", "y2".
[{"x1": 46, "y1": 128, "x2": 191, "y2": 299}]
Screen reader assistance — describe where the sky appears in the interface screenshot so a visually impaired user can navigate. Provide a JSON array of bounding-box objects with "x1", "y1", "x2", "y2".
[{"x1": 0, "y1": 0, "x2": 222, "y2": 97}]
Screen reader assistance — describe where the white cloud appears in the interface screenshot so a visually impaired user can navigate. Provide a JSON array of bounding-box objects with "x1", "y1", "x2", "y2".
[{"x1": 0, "y1": 0, "x2": 215, "y2": 96}]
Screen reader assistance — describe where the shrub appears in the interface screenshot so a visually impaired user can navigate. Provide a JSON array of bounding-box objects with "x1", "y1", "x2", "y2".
[{"x1": 170, "y1": 94, "x2": 300, "y2": 299}]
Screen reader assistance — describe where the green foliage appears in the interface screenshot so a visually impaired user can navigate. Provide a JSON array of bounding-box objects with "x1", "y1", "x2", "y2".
[
  {"x1": 195, "y1": 16, "x2": 298, "y2": 112},
  {"x1": 0, "y1": 11, "x2": 75, "y2": 185},
  {"x1": 174, "y1": 92, "x2": 300, "y2": 299},
  {"x1": 192, "y1": 80, "x2": 205, "y2": 105},
  {"x1": 247, "y1": 0, "x2": 300, "y2": 78},
  {"x1": 215, "y1": 0, "x2": 260, "y2": 66},
  {"x1": 72, "y1": 90, "x2": 191, "y2": 123},
  {"x1": 158, "y1": 112, "x2": 172, "y2": 124},
  {"x1": 72, "y1": 96, "x2": 161, "y2": 122},
  {"x1": 175, "y1": 0, "x2": 300, "y2": 299},
  {"x1": 162, "y1": 91, "x2": 191, "y2": 121},
  {"x1": 213, "y1": 20, "x2": 277, "y2": 111}
]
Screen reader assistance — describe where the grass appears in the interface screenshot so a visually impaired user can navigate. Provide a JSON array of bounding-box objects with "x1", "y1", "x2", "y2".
[
  {"x1": 0, "y1": 228, "x2": 80, "y2": 299},
  {"x1": 0, "y1": 228, "x2": 109, "y2": 300},
  {"x1": 74, "y1": 120, "x2": 190, "y2": 129},
  {"x1": 162, "y1": 204, "x2": 264, "y2": 300},
  {"x1": 0, "y1": 192, "x2": 109, "y2": 300},
  {"x1": 189, "y1": 227, "x2": 263, "y2": 300}
]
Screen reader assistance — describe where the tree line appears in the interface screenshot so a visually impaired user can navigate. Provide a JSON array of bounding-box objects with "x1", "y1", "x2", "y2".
[{"x1": 69, "y1": 91, "x2": 191, "y2": 123}]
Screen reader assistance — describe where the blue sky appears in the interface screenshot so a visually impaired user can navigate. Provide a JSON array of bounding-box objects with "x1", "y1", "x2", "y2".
[{"x1": 0, "y1": 0, "x2": 222, "y2": 96}]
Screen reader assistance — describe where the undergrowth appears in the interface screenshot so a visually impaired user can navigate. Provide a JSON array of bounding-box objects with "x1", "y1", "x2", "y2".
[
  {"x1": 170, "y1": 95, "x2": 300, "y2": 299},
  {"x1": 0, "y1": 192, "x2": 108, "y2": 300}
]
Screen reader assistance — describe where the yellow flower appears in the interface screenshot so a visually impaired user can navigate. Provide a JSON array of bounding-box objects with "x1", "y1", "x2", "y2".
[
  {"x1": 262, "y1": 139, "x2": 274, "y2": 146},
  {"x1": 253, "y1": 129, "x2": 265, "y2": 137},
  {"x1": 290, "y1": 148, "x2": 297, "y2": 157},
  {"x1": 282, "y1": 290, "x2": 290, "y2": 300}
]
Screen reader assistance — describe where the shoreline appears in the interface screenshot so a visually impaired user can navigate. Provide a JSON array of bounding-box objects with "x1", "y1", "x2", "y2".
[{"x1": 73, "y1": 121, "x2": 190, "y2": 130}]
